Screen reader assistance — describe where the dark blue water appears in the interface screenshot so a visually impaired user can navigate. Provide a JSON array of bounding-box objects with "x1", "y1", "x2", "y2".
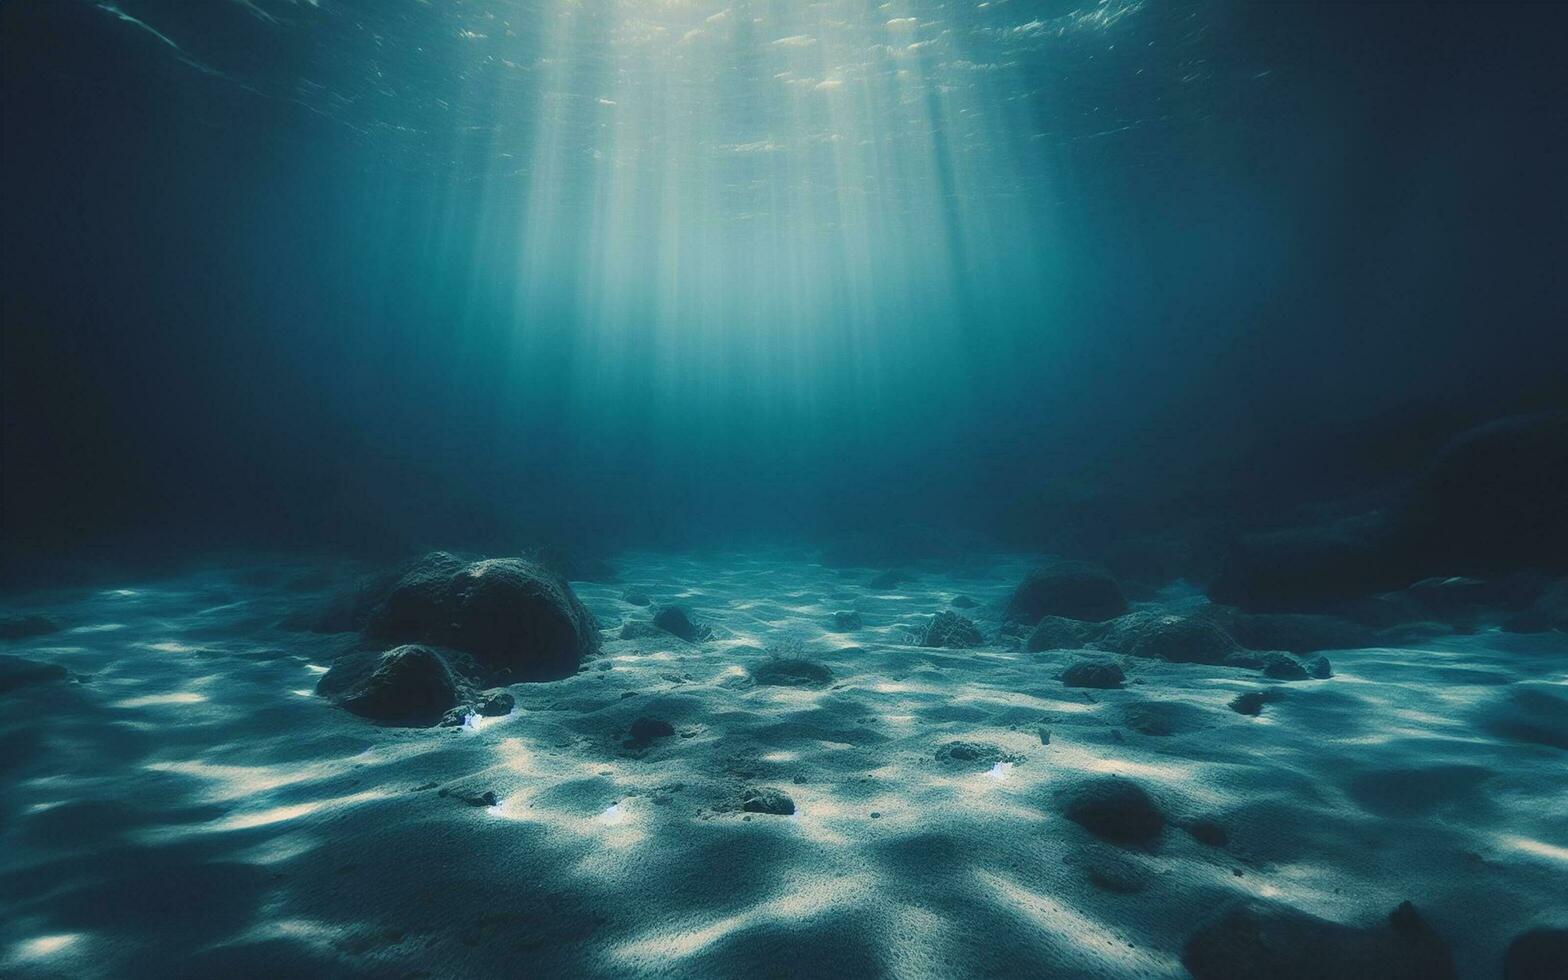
[{"x1": 3, "y1": 0, "x2": 1566, "y2": 568}]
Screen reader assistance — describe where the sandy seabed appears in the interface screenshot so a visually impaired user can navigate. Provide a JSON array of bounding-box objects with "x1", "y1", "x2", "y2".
[{"x1": 1, "y1": 551, "x2": 1565, "y2": 978}]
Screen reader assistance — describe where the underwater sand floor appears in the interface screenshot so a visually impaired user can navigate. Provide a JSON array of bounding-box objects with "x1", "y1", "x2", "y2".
[{"x1": 2, "y1": 552, "x2": 1566, "y2": 977}]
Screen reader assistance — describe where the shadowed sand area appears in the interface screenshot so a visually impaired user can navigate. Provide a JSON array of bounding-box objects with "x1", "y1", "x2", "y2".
[{"x1": 2, "y1": 552, "x2": 1566, "y2": 978}]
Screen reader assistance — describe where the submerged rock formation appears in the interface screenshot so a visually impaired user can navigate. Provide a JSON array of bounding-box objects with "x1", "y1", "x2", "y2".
[
  {"x1": 316, "y1": 645, "x2": 463, "y2": 727},
  {"x1": 1005, "y1": 561, "x2": 1128, "y2": 624},
  {"x1": 364, "y1": 552, "x2": 598, "y2": 681}
]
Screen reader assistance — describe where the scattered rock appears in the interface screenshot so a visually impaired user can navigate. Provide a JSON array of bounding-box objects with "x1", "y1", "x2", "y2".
[
  {"x1": 1229, "y1": 689, "x2": 1284, "y2": 716},
  {"x1": 868, "y1": 570, "x2": 914, "y2": 589},
  {"x1": 1187, "y1": 818, "x2": 1228, "y2": 848},
  {"x1": 920, "y1": 611, "x2": 983, "y2": 649},
  {"x1": 1006, "y1": 562, "x2": 1128, "y2": 624},
  {"x1": 1099, "y1": 611, "x2": 1237, "y2": 665},
  {"x1": 832, "y1": 611, "x2": 864, "y2": 631},
  {"x1": 1182, "y1": 900, "x2": 1457, "y2": 980},
  {"x1": 935, "y1": 741, "x2": 1016, "y2": 767},
  {"x1": 625, "y1": 716, "x2": 676, "y2": 748},
  {"x1": 619, "y1": 621, "x2": 664, "y2": 640},
  {"x1": 652, "y1": 606, "x2": 710, "y2": 642},
  {"x1": 1303, "y1": 655, "x2": 1333, "y2": 679},
  {"x1": 317, "y1": 646, "x2": 462, "y2": 726},
  {"x1": 1025, "y1": 616, "x2": 1099, "y2": 652},
  {"x1": 1061, "y1": 659, "x2": 1125, "y2": 689},
  {"x1": 364, "y1": 552, "x2": 598, "y2": 680},
  {"x1": 0, "y1": 614, "x2": 63, "y2": 641},
  {"x1": 0, "y1": 654, "x2": 70, "y2": 693},
  {"x1": 622, "y1": 590, "x2": 651, "y2": 607},
  {"x1": 440, "y1": 787, "x2": 499, "y2": 807},
  {"x1": 1503, "y1": 927, "x2": 1568, "y2": 980},
  {"x1": 740, "y1": 787, "x2": 795, "y2": 816},
  {"x1": 1059, "y1": 777, "x2": 1164, "y2": 846},
  {"x1": 951, "y1": 595, "x2": 979, "y2": 609},
  {"x1": 1259, "y1": 652, "x2": 1310, "y2": 681},
  {"x1": 750, "y1": 657, "x2": 833, "y2": 688},
  {"x1": 474, "y1": 689, "x2": 514, "y2": 716}
]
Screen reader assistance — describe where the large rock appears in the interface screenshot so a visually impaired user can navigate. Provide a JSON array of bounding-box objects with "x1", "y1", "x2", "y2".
[
  {"x1": 1097, "y1": 611, "x2": 1238, "y2": 665},
  {"x1": 316, "y1": 646, "x2": 463, "y2": 726},
  {"x1": 1058, "y1": 777, "x2": 1164, "y2": 846},
  {"x1": 1208, "y1": 514, "x2": 1412, "y2": 612},
  {"x1": 1025, "y1": 616, "x2": 1100, "y2": 652},
  {"x1": 364, "y1": 552, "x2": 597, "y2": 681},
  {"x1": 1183, "y1": 900, "x2": 1456, "y2": 980},
  {"x1": 0, "y1": 614, "x2": 63, "y2": 641},
  {"x1": 1005, "y1": 562, "x2": 1128, "y2": 624}
]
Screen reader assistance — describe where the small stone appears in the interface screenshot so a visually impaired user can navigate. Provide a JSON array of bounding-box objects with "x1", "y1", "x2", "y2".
[
  {"x1": 653, "y1": 606, "x2": 709, "y2": 642},
  {"x1": 832, "y1": 610, "x2": 864, "y2": 631},
  {"x1": 1061, "y1": 659, "x2": 1125, "y2": 689},
  {"x1": 1304, "y1": 655, "x2": 1333, "y2": 679},
  {"x1": 740, "y1": 787, "x2": 795, "y2": 816},
  {"x1": 623, "y1": 590, "x2": 651, "y2": 606},
  {"x1": 1187, "y1": 819, "x2": 1228, "y2": 848}
]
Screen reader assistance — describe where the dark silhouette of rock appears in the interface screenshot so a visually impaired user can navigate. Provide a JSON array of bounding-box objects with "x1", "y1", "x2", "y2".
[
  {"x1": 1503, "y1": 579, "x2": 1568, "y2": 633},
  {"x1": 920, "y1": 611, "x2": 983, "y2": 649},
  {"x1": 0, "y1": 654, "x2": 70, "y2": 693},
  {"x1": 832, "y1": 610, "x2": 864, "y2": 631},
  {"x1": 652, "y1": 605, "x2": 710, "y2": 642},
  {"x1": 317, "y1": 645, "x2": 463, "y2": 726},
  {"x1": 750, "y1": 657, "x2": 833, "y2": 688},
  {"x1": 740, "y1": 787, "x2": 795, "y2": 815},
  {"x1": 1208, "y1": 514, "x2": 1410, "y2": 612},
  {"x1": 951, "y1": 595, "x2": 979, "y2": 609},
  {"x1": 1182, "y1": 900, "x2": 1457, "y2": 980},
  {"x1": 1059, "y1": 777, "x2": 1164, "y2": 846},
  {"x1": 1396, "y1": 411, "x2": 1568, "y2": 576},
  {"x1": 622, "y1": 590, "x2": 652, "y2": 607},
  {"x1": 1198, "y1": 606, "x2": 1373, "y2": 653},
  {"x1": 1061, "y1": 659, "x2": 1125, "y2": 689},
  {"x1": 1006, "y1": 562, "x2": 1128, "y2": 624},
  {"x1": 868, "y1": 570, "x2": 914, "y2": 589},
  {"x1": 0, "y1": 614, "x2": 62, "y2": 640},
  {"x1": 1303, "y1": 655, "x2": 1333, "y2": 679},
  {"x1": 364, "y1": 553, "x2": 597, "y2": 680},
  {"x1": 1503, "y1": 927, "x2": 1568, "y2": 980}
]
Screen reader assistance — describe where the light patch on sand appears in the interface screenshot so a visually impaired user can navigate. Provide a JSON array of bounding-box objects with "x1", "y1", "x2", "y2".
[
  {"x1": 1499, "y1": 834, "x2": 1568, "y2": 865},
  {"x1": 194, "y1": 790, "x2": 386, "y2": 833},
  {"x1": 611, "y1": 911, "x2": 752, "y2": 963},
  {"x1": 114, "y1": 691, "x2": 208, "y2": 708},
  {"x1": 71, "y1": 622, "x2": 126, "y2": 633},
  {"x1": 141, "y1": 641, "x2": 200, "y2": 654},
  {"x1": 304, "y1": 663, "x2": 329, "y2": 674},
  {"x1": 978, "y1": 870, "x2": 1179, "y2": 972},
  {"x1": 9, "y1": 933, "x2": 83, "y2": 962}
]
